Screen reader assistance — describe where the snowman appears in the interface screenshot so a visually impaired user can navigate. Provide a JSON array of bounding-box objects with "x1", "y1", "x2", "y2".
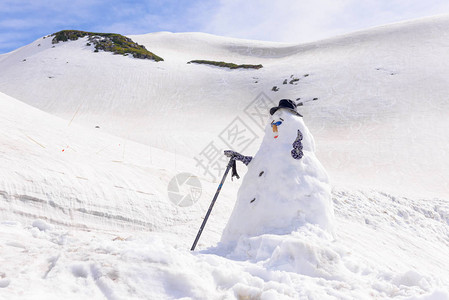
[{"x1": 221, "y1": 99, "x2": 334, "y2": 245}]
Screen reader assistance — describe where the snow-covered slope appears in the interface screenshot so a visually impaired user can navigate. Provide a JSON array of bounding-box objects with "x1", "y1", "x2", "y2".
[
  {"x1": 1, "y1": 16, "x2": 449, "y2": 198},
  {"x1": 0, "y1": 15, "x2": 448, "y2": 299},
  {"x1": 0, "y1": 91, "x2": 240, "y2": 234}
]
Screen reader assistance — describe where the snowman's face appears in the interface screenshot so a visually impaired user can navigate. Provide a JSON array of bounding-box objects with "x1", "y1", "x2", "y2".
[
  {"x1": 264, "y1": 108, "x2": 310, "y2": 151},
  {"x1": 270, "y1": 117, "x2": 284, "y2": 139},
  {"x1": 270, "y1": 109, "x2": 288, "y2": 139}
]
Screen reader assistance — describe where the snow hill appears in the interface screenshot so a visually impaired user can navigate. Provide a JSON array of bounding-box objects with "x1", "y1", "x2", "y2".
[
  {"x1": 1, "y1": 17, "x2": 449, "y2": 199},
  {"x1": 0, "y1": 15, "x2": 448, "y2": 299}
]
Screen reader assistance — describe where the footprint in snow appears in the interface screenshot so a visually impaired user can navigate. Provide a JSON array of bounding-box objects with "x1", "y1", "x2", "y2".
[{"x1": 71, "y1": 264, "x2": 89, "y2": 278}]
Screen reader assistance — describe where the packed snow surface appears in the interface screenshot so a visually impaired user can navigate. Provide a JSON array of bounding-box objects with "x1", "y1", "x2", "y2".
[
  {"x1": 0, "y1": 15, "x2": 448, "y2": 299},
  {"x1": 1, "y1": 189, "x2": 448, "y2": 299}
]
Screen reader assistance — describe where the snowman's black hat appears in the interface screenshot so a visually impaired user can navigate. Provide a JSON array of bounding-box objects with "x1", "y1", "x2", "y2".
[{"x1": 269, "y1": 99, "x2": 303, "y2": 117}]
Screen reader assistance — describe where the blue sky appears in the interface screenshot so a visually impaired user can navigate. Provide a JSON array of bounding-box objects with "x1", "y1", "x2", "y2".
[{"x1": 1, "y1": 0, "x2": 449, "y2": 54}]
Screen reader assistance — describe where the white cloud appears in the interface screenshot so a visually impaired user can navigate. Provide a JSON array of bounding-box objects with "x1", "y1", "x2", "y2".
[
  {"x1": 3, "y1": 0, "x2": 449, "y2": 54},
  {"x1": 200, "y1": 0, "x2": 449, "y2": 43},
  {"x1": 101, "y1": 1, "x2": 217, "y2": 36},
  {"x1": 0, "y1": 18, "x2": 35, "y2": 29}
]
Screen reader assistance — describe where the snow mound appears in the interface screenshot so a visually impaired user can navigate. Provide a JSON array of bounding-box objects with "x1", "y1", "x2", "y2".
[
  {"x1": 0, "y1": 279, "x2": 10, "y2": 288},
  {"x1": 32, "y1": 219, "x2": 54, "y2": 231},
  {"x1": 407, "y1": 290, "x2": 449, "y2": 300},
  {"x1": 224, "y1": 225, "x2": 341, "y2": 279}
]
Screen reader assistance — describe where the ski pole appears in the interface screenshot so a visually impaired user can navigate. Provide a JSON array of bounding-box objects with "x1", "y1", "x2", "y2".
[{"x1": 190, "y1": 157, "x2": 235, "y2": 251}]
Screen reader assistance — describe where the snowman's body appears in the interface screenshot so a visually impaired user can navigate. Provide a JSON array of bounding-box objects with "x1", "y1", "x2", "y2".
[{"x1": 220, "y1": 108, "x2": 334, "y2": 245}]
